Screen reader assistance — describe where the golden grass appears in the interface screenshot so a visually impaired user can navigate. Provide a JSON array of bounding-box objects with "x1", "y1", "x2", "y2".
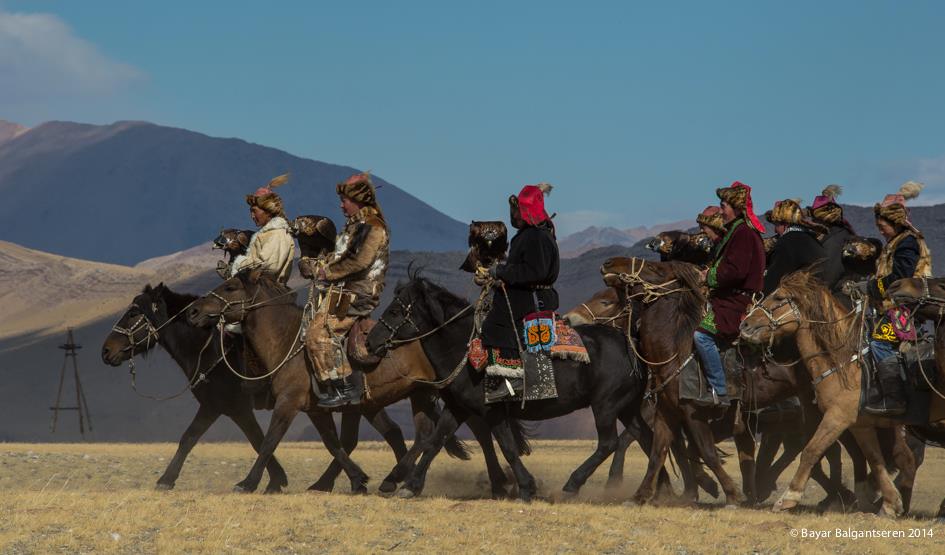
[{"x1": 1, "y1": 440, "x2": 943, "y2": 554}]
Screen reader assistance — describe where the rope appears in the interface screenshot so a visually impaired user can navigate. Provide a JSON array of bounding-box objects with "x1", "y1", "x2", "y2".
[{"x1": 128, "y1": 333, "x2": 230, "y2": 401}]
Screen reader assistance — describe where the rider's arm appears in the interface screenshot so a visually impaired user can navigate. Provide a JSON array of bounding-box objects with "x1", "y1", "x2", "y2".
[
  {"x1": 494, "y1": 229, "x2": 556, "y2": 286},
  {"x1": 707, "y1": 228, "x2": 758, "y2": 290}
]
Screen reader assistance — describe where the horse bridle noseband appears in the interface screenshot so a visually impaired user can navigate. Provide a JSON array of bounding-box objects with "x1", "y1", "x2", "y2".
[
  {"x1": 746, "y1": 297, "x2": 802, "y2": 332},
  {"x1": 376, "y1": 296, "x2": 422, "y2": 351},
  {"x1": 112, "y1": 307, "x2": 161, "y2": 353}
]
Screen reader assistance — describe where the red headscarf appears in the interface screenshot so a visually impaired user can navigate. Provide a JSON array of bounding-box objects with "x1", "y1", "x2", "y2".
[
  {"x1": 729, "y1": 181, "x2": 766, "y2": 234},
  {"x1": 516, "y1": 183, "x2": 552, "y2": 226}
]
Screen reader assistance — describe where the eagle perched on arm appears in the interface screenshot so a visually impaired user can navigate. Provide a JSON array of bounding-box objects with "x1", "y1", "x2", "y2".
[{"x1": 459, "y1": 221, "x2": 508, "y2": 272}]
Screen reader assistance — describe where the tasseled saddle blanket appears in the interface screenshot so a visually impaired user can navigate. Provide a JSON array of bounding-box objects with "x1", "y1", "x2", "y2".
[{"x1": 468, "y1": 314, "x2": 590, "y2": 373}]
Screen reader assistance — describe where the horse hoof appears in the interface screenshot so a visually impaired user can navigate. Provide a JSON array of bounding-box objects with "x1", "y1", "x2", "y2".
[
  {"x1": 491, "y1": 488, "x2": 509, "y2": 501},
  {"x1": 559, "y1": 489, "x2": 578, "y2": 502},
  {"x1": 397, "y1": 488, "x2": 417, "y2": 499},
  {"x1": 154, "y1": 482, "x2": 175, "y2": 491},
  {"x1": 233, "y1": 484, "x2": 254, "y2": 494},
  {"x1": 351, "y1": 485, "x2": 368, "y2": 495},
  {"x1": 378, "y1": 481, "x2": 398, "y2": 495},
  {"x1": 263, "y1": 485, "x2": 284, "y2": 494}
]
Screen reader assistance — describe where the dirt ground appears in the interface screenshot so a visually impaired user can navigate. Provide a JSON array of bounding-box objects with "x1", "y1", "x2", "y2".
[{"x1": 1, "y1": 440, "x2": 943, "y2": 553}]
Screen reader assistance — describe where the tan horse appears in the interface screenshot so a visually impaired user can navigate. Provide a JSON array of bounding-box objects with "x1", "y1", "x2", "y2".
[{"x1": 739, "y1": 270, "x2": 920, "y2": 516}]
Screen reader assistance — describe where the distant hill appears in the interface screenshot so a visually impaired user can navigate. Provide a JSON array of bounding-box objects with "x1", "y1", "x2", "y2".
[
  {"x1": 0, "y1": 119, "x2": 466, "y2": 265},
  {"x1": 558, "y1": 220, "x2": 695, "y2": 258}
]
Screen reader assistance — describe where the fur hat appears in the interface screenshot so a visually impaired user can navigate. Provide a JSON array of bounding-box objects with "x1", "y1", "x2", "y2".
[
  {"x1": 810, "y1": 185, "x2": 844, "y2": 223},
  {"x1": 875, "y1": 181, "x2": 923, "y2": 233},
  {"x1": 336, "y1": 172, "x2": 378, "y2": 206},
  {"x1": 696, "y1": 206, "x2": 725, "y2": 235},
  {"x1": 246, "y1": 173, "x2": 289, "y2": 218},
  {"x1": 766, "y1": 198, "x2": 827, "y2": 234},
  {"x1": 511, "y1": 182, "x2": 553, "y2": 226},
  {"x1": 716, "y1": 181, "x2": 765, "y2": 233}
]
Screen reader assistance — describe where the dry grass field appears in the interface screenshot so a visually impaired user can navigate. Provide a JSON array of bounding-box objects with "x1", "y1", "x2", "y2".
[{"x1": 2, "y1": 440, "x2": 944, "y2": 554}]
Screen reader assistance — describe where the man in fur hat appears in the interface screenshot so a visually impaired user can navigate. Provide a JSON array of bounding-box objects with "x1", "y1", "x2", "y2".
[
  {"x1": 234, "y1": 173, "x2": 295, "y2": 283},
  {"x1": 809, "y1": 185, "x2": 857, "y2": 291},
  {"x1": 477, "y1": 183, "x2": 559, "y2": 394},
  {"x1": 696, "y1": 205, "x2": 726, "y2": 244},
  {"x1": 861, "y1": 181, "x2": 932, "y2": 416},
  {"x1": 302, "y1": 172, "x2": 390, "y2": 408},
  {"x1": 763, "y1": 198, "x2": 827, "y2": 295},
  {"x1": 693, "y1": 181, "x2": 766, "y2": 407}
]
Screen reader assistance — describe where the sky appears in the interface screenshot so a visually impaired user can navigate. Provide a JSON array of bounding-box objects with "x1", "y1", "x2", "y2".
[{"x1": 3, "y1": 0, "x2": 945, "y2": 235}]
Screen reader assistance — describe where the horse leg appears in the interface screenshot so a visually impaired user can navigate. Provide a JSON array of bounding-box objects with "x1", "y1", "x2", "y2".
[
  {"x1": 773, "y1": 407, "x2": 855, "y2": 513},
  {"x1": 632, "y1": 409, "x2": 675, "y2": 505},
  {"x1": 378, "y1": 393, "x2": 437, "y2": 494},
  {"x1": 625, "y1": 411, "x2": 686, "y2": 500},
  {"x1": 606, "y1": 425, "x2": 637, "y2": 489},
  {"x1": 754, "y1": 431, "x2": 783, "y2": 503},
  {"x1": 234, "y1": 401, "x2": 298, "y2": 493},
  {"x1": 486, "y1": 411, "x2": 538, "y2": 502},
  {"x1": 307, "y1": 411, "x2": 370, "y2": 494},
  {"x1": 228, "y1": 408, "x2": 289, "y2": 494},
  {"x1": 562, "y1": 405, "x2": 619, "y2": 496},
  {"x1": 885, "y1": 426, "x2": 916, "y2": 514},
  {"x1": 466, "y1": 414, "x2": 511, "y2": 499},
  {"x1": 156, "y1": 404, "x2": 220, "y2": 490},
  {"x1": 308, "y1": 407, "x2": 361, "y2": 492},
  {"x1": 733, "y1": 426, "x2": 757, "y2": 505},
  {"x1": 399, "y1": 406, "x2": 466, "y2": 498},
  {"x1": 848, "y1": 427, "x2": 904, "y2": 517},
  {"x1": 838, "y1": 430, "x2": 872, "y2": 508},
  {"x1": 682, "y1": 414, "x2": 743, "y2": 506}
]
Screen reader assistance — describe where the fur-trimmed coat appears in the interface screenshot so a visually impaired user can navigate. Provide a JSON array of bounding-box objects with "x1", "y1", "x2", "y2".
[
  {"x1": 232, "y1": 216, "x2": 295, "y2": 283},
  {"x1": 322, "y1": 206, "x2": 390, "y2": 316},
  {"x1": 699, "y1": 218, "x2": 765, "y2": 341},
  {"x1": 868, "y1": 231, "x2": 932, "y2": 300}
]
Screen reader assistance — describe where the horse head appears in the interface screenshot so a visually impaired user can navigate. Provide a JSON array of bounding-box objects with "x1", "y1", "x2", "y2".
[
  {"x1": 740, "y1": 271, "x2": 840, "y2": 346},
  {"x1": 366, "y1": 270, "x2": 459, "y2": 356},
  {"x1": 562, "y1": 287, "x2": 620, "y2": 326},
  {"x1": 188, "y1": 270, "x2": 263, "y2": 328},
  {"x1": 102, "y1": 283, "x2": 172, "y2": 365},
  {"x1": 601, "y1": 257, "x2": 705, "y2": 305}
]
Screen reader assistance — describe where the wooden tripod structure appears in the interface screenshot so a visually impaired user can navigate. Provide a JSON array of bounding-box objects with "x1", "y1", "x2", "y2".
[{"x1": 50, "y1": 328, "x2": 93, "y2": 436}]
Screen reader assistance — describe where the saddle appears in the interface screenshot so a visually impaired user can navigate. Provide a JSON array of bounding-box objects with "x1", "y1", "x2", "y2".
[
  {"x1": 858, "y1": 337, "x2": 938, "y2": 424},
  {"x1": 347, "y1": 318, "x2": 377, "y2": 366},
  {"x1": 679, "y1": 347, "x2": 745, "y2": 405}
]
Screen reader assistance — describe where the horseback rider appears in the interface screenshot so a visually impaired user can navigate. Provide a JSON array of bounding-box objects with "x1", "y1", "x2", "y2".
[
  {"x1": 809, "y1": 185, "x2": 857, "y2": 291},
  {"x1": 694, "y1": 182, "x2": 766, "y2": 407},
  {"x1": 302, "y1": 172, "x2": 390, "y2": 408},
  {"x1": 862, "y1": 181, "x2": 932, "y2": 416},
  {"x1": 696, "y1": 205, "x2": 726, "y2": 244},
  {"x1": 233, "y1": 174, "x2": 295, "y2": 283},
  {"x1": 478, "y1": 183, "x2": 559, "y2": 385},
  {"x1": 763, "y1": 198, "x2": 827, "y2": 296}
]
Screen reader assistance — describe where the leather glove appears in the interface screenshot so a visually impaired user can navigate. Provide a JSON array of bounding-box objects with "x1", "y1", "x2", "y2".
[{"x1": 215, "y1": 259, "x2": 229, "y2": 280}]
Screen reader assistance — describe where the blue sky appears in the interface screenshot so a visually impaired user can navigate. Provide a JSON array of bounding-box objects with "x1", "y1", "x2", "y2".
[{"x1": 3, "y1": 1, "x2": 945, "y2": 235}]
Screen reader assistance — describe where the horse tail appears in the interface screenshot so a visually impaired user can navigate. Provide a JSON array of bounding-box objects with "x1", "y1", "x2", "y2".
[
  {"x1": 508, "y1": 418, "x2": 535, "y2": 456},
  {"x1": 444, "y1": 434, "x2": 472, "y2": 460}
]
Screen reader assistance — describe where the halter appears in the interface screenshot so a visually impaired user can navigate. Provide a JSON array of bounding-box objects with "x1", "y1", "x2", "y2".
[
  {"x1": 377, "y1": 296, "x2": 422, "y2": 349},
  {"x1": 745, "y1": 297, "x2": 803, "y2": 333},
  {"x1": 111, "y1": 311, "x2": 161, "y2": 353}
]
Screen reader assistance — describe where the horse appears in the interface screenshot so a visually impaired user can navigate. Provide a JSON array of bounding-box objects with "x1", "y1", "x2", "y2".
[
  {"x1": 562, "y1": 287, "x2": 866, "y2": 508},
  {"x1": 364, "y1": 270, "x2": 663, "y2": 502},
  {"x1": 186, "y1": 270, "x2": 519, "y2": 497},
  {"x1": 102, "y1": 283, "x2": 290, "y2": 492},
  {"x1": 739, "y1": 270, "x2": 920, "y2": 516},
  {"x1": 599, "y1": 257, "x2": 870, "y2": 507}
]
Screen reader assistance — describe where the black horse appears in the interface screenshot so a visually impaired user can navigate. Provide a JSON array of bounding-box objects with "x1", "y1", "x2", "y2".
[
  {"x1": 101, "y1": 283, "x2": 410, "y2": 492},
  {"x1": 366, "y1": 272, "x2": 658, "y2": 501}
]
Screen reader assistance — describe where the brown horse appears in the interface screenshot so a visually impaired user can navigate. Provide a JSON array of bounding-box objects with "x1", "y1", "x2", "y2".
[
  {"x1": 562, "y1": 285, "x2": 859, "y2": 507},
  {"x1": 739, "y1": 271, "x2": 919, "y2": 516},
  {"x1": 186, "y1": 271, "x2": 519, "y2": 496}
]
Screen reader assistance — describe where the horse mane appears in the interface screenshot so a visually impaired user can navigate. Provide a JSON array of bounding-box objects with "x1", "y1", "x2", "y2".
[
  {"x1": 142, "y1": 283, "x2": 198, "y2": 317},
  {"x1": 776, "y1": 270, "x2": 855, "y2": 386},
  {"x1": 636, "y1": 261, "x2": 706, "y2": 353},
  {"x1": 405, "y1": 270, "x2": 470, "y2": 314}
]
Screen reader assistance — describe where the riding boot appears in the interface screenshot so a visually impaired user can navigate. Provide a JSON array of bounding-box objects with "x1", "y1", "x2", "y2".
[
  {"x1": 317, "y1": 377, "x2": 359, "y2": 409},
  {"x1": 863, "y1": 357, "x2": 907, "y2": 417}
]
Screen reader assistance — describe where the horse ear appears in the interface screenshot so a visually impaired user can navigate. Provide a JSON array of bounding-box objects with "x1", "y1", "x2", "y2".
[{"x1": 248, "y1": 268, "x2": 264, "y2": 284}]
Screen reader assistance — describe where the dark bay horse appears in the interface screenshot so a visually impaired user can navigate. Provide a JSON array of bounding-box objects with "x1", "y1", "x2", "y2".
[
  {"x1": 186, "y1": 271, "x2": 518, "y2": 496},
  {"x1": 365, "y1": 272, "x2": 659, "y2": 502}
]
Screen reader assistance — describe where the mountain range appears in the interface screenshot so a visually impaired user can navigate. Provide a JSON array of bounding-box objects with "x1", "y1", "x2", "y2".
[{"x1": 0, "y1": 119, "x2": 467, "y2": 265}]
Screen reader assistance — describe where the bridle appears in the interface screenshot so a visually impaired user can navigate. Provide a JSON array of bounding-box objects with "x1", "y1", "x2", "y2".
[
  {"x1": 377, "y1": 296, "x2": 423, "y2": 349},
  {"x1": 575, "y1": 302, "x2": 627, "y2": 328}
]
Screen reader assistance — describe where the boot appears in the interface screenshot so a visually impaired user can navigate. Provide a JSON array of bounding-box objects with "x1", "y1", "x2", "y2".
[
  {"x1": 863, "y1": 357, "x2": 907, "y2": 416},
  {"x1": 317, "y1": 377, "x2": 359, "y2": 409}
]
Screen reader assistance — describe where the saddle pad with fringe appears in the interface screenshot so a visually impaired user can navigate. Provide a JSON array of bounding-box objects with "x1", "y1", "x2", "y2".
[
  {"x1": 679, "y1": 348, "x2": 744, "y2": 403},
  {"x1": 550, "y1": 318, "x2": 590, "y2": 364}
]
